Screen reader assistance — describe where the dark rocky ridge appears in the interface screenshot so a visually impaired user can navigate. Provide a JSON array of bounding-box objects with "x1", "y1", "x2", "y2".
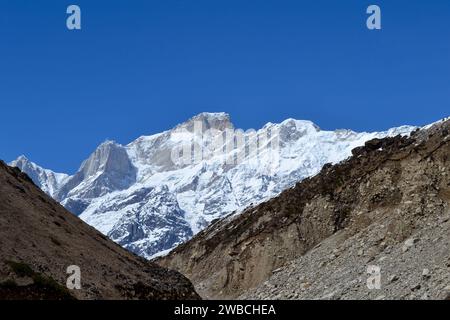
[
  {"x1": 0, "y1": 161, "x2": 200, "y2": 300},
  {"x1": 157, "y1": 119, "x2": 450, "y2": 299}
]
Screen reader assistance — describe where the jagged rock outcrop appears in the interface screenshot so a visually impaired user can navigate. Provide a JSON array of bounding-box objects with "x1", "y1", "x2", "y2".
[
  {"x1": 0, "y1": 161, "x2": 200, "y2": 300},
  {"x1": 157, "y1": 119, "x2": 450, "y2": 300}
]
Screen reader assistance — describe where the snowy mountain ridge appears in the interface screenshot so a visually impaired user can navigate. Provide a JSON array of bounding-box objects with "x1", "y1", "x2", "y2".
[
  {"x1": 10, "y1": 155, "x2": 69, "y2": 198},
  {"x1": 10, "y1": 113, "x2": 417, "y2": 258}
]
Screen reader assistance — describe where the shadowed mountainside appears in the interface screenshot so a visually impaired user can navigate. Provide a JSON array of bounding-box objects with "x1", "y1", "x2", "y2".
[{"x1": 0, "y1": 161, "x2": 200, "y2": 300}]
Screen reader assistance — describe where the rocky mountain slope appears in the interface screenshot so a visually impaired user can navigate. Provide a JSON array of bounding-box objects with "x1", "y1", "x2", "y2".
[
  {"x1": 10, "y1": 113, "x2": 415, "y2": 259},
  {"x1": 157, "y1": 118, "x2": 450, "y2": 300},
  {"x1": 0, "y1": 160, "x2": 200, "y2": 300}
]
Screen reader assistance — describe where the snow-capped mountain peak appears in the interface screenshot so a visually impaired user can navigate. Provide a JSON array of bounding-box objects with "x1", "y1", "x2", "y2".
[
  {"x1": 55, "y1": 140, "x2": 137, "y2": 214},
  {"x1": 9, "y1": 113, "x2": 418, "y2": 259}
]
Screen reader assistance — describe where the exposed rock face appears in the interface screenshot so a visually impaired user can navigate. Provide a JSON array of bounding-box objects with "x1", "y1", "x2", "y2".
[
  {"x1": 157, "y1": 119, "x2": 450, "y2": 300},
  {"x1": 57, "y1": 141, "x2": 137, "y2": 203},
  {"x1": 10, "y1": 113, "x2": 416, "y2": 259},
  {"x1": 0, "y1": 161, "x2": 200, "y2": 300}
]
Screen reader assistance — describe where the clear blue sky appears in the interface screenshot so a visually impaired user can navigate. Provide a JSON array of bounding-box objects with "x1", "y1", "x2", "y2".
[{"x1": 1, "y1": 0, "x2": 449, "y2": 173}]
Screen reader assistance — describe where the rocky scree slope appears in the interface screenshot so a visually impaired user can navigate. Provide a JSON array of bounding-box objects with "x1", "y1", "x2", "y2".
[
  {"x1": 0, "y1": 161, "x2": 200, "y2": 300},
  {"x1": 157, "y1": 119, "x2": 450, "y2": 300},
  {"x1": 10, "y1": 113, "x2": 415, "y2": 259}
]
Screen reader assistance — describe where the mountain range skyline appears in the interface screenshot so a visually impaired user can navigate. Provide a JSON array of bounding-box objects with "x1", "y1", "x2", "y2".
[
  {"x1": 2, "y1": 0, "x2": 450, "y2": 305},
  {"x1": 2, "y1": 1, "x2": 450, "y2": 174},
  {"x1": 10, "y1": 112, "x2": 420, "y2": 259},
  {"x1": 8, "y1": 111, "x2": 427, "y2": 174}
]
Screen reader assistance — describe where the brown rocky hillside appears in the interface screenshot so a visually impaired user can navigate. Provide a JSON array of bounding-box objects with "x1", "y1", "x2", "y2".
[
  {"x1": 157, "y1": 119, "x2": 450, "y2": 300},
  {"x1": 0, "y1": 161, "x2": 200, "y2": 300}
]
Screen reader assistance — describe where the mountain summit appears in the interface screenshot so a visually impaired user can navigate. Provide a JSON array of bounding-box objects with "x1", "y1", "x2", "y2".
[{"x1": 177, "y1": 112, "x2": 234, "y2": 132}]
